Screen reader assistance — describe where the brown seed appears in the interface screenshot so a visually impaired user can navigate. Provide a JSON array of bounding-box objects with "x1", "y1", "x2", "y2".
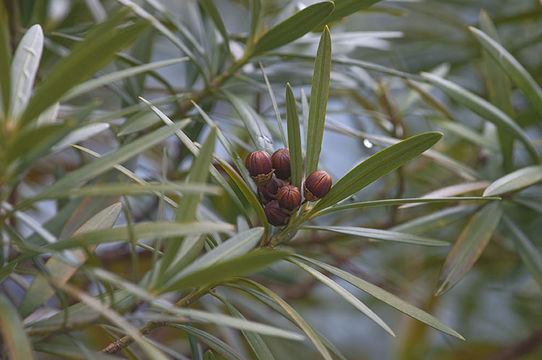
[
  {"x1": 304, "y1": 170, "x2": 332, "y2": 202},
  {"x1": 245, "y1": 150, "x2": 273, "y2": 186},
  {"x1": 271, "y1": 148, "x2": 291, "y2": 180},
  {"x1": 260, "y1": 174, "x2": 284, "y2": 202},
  {"x1": 277, "y1": 185, "x2": 301, "y2": 211},
  {"x1": 264, "y1": 200, "x2": 290, "y2": 226}
]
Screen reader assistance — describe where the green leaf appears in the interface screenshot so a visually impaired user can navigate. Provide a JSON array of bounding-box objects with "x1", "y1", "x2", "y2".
[
  {"x1": 296, "y1": 255, "x2": 465, "y2": 340},
  {"x1": 436, "y1": 202, "x2": 502, "y2": 295},
  {"x1": 324, "y1": 118, "x2": 477, "y2": 180},
  {"x1": 483, "y1": 165, "x2": 542, "y2": 197},
  {"x1": 56, "y1": 282, "x2": 168, "y2": 359},
  {"x1": 9, "y1": 24, "x2": 43, "y2": 120},
  {"x1": 224, "y1": 91, "x2": 273, "y2": 154},
  {"x1": 301, "y1": 225, "x2": 449, "y2": 246},
  {"x1": 399, "y1": 181, "x2": 490, "y2": 209},
  {"x1": 5, "y1": 123, "x2": 73, "y2": 179},
  {"x1": 478, "y1": 11, "x2": 514, "y2": 172},
  {"x1": 421, "y1": 72, "x2": 539, "y2": 163},
  {"x1": 286, "y1": 83, "x2": 303, "y2": 189},
  {"x1": 248, "y1": 0, "x2": 262, "y2": 47},
  {"x1": 18, "y1": 202, "x2": 122, "y2": 318},
  {"x1": 316, "y1": 197, "x2": 498, "y2": 216},
  {"x1": 319, "y1": 0, "x2": 381, "y2": 26},
  {"x1": 470, "y1": 26, "x2": 542, "y2": 118},
  {"x1": 169, "y1": 324, "x2": 243, "y2": 360},
  {"x1": 305, "y1": 26, "x2": 331, "y2": 176},
  {"x1": 176, "y1": 127, "x2": 216, "y2": 222},
  {"x1": 30, "y1": 182, "x2": 220, "y2": 202},
  {"x1": 198, "y1": 0, "x2": 232, "y2": 59},
  {"x1": 220, "y1": 299, "x2": 276, "y2": 360},
  {"x1": 162, "y1": 227, "x2": 264, "y2": 289},
  {"x1": 38, "y1": 121, "x2": 187, "y2": 198},
  {"x1": 311, "y1": 132, "x2": 442, "y2": 213},
  {"x1": 260, "y1": 63, "x2": 287, "y2": 145},
  {"x1": 503, "y1": 216, "x2": 542, "y2": 289},
  {"x1": 19, "y1": 10, "x2": 148, "y2": 128},
  {"x1": 290, "y1": 258, "x2": 395, "y2": 337},
  {"x1": 139, "y1": 97, "x2": 250, "y2": 222},
  {"x1": 62, "y1": 57, "x2": 186, "y2": 102},
  {"x1": 163, "y1": 249, "x2": 289, "y2": 292},
  {"x1": 51, "y1": 122, "x2": 110, "y2": 152},
  {"x1": 391, "y1": 205, "x2": 478, "y2": 234},
  {"x1": 215, "y1": 157, "x2": 268, "y2": 231},
  {"x1": 92, "y1": 270, "x2": 304, "y2": 341},
  {"x1": 0, "y1": 4, "x2": 11, "y2": 115},
  {"x1": 251, "y1": 2, "x2": 335, "y2": 55},
  {"x1": 240, "y1": 279, "x2": 333, "y2": 360},
  {"x1": 25, "y1": 222, "x2": 232, "y2": 257},
  {"x1": 191, "y1": 100, "x2": 256, "y2": 190},
  {"x1": 0, "y1": 295, "x2": 35, "y2": 360}
]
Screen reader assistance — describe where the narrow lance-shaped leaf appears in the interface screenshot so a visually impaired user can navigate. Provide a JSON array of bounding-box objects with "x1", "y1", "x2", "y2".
[
  {"x1": 37, "y1": 121, "x2": 187, "y2": 198},
  {"x1": 0, "y1": 295, "x2": 35, "y2": 360},
  {"x1": 478, "y1": 11, "x2": 514, "y2": 172},
  {"x1": 436, "y1": 202, "x2": 502, "y2": 296},
  {"x1": 301, "y1": 225, "x2": 449, "y2": 247},
  {"x1": 503, "y1": 216, "x2": 542, "y2": 289},
  {"x1": 162, "y1": 228, "x2": 264, "y2": 289},
  {"x1": 19, "y1": 10, "x2": 148, "y2": 128},
  {"x1": 248, "y1": 0, "x2": 262, "y2": 47},
  {"x1": 391, "y1": 205, "x2": 478, "y2": 235},
  {"x1": 251, "y1": 2, "x2": 334, "y2": 55},
  {"x1": 318, "y1": 0, "x2": 381, "y2": 26},
  {"x1": 421, "y1": 72, "x2": 539, "y2": 163},
  {"x1": 169, "y1": 324, "x2": 243, "y2": 360},
  {"x1": 0, "y1": 4, "x2": 11, "y2": 114},
  {"x1": 177, "y1": 128, "x2": 216, "y2": 222},
  {"x1": 295, "y1": 255, "x2": 465, "y2": 340},
  {"x1": 198, "y1": 0, "x2": 232, "y2": 59},
  {"x1": 219, "y1": 298, "x2": 276, "y2": 360},
  {"x1": 160, "y1": 128, "x2": 216, "y2": 273},
  {"x1": 470, "y1": 26, "x2": 542, "y2": 118},
  {"x1": 483, "y1": 165, "x2": 542, "y2": 197},
  {"x1": 56, "y1": 282, "x2": 168, "y2": 359},
  {"x1": 316, "y1": 197, "x2": 498, "y2": 216},
  {"x1": 311, "y1": 132, "x2": 442, "y2": 213},
  {"x1": 240, "y1": 279, "x2": 333, "y2": 360},
  {"x1": 32, "y1": 182, "x2": 220, "y2": 201},
  {"x1": 18, "y1": 202, "x2": 122, "y2": 318},
  {"x1": 290, "y1": 258, "x2": 395, "y2": 337},
  {"x1": 399, "y1": 181, "x2": 490, "y2": 209},
  {"x1": 91, "y1": 269, "x2": 305, "y2": 341},
  {"x1": 215, "y1": 156, "x2": 268, "y2": 232},
  {"x1": 62, "y1": 57, "x2": 186, "y2": 102},
  {"x1": 286, "y1": 83, "x2": 303, "y2": 189},
  {"x1": 9, "y1": 24, "x2": 43, "y2": 121},
  {"x1": 224, "y1": 91, "x2": 273, "y2": 154},
  {"x1": 162, "y1": 249, "x2": 290, "y2": 292},
  {"x1": 305, "y1": 26, "x2": 331, "y2": 176},
  {"x1": 260, "y1": 63, "x2": 287, "y2": 145},
  {"x1": 139, "y1": 97, "x2": 250, "y2": 220},
  {"x1": 12, "y1": 222, "x2": 233, "y2": 262}
]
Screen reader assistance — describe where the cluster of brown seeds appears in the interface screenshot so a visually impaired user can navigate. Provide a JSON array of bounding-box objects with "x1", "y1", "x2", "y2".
[{"x1": 245, "y1": 149, "x2": 332, "y2": 227}]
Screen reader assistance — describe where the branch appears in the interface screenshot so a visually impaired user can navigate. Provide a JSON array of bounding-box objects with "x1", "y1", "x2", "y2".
[{"x1": 489, "y1": 329, "x2": 542, "y2": 360}]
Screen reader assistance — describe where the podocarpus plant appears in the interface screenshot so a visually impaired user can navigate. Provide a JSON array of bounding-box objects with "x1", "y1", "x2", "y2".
[{"x1": 0, "y1": 1, "x2": 541, "y2": 359}]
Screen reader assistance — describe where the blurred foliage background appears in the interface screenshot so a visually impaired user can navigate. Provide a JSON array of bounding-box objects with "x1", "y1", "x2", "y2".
[{"x1": 0, "y1": 0, "x2": 541, "y2": 359}]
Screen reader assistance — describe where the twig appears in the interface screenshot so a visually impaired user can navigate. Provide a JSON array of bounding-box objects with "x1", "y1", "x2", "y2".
[
  {"x1": 101, "y1": 286, "x2": 212, "y2": 354},
  {"x1": 489, "y1": 329, "x2": 542, "y2": 360}
]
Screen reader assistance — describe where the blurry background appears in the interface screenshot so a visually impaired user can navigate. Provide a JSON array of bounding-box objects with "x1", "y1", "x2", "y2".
[{"x1": 2, "y1": 0, "x2": 542, "y2": 359}]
